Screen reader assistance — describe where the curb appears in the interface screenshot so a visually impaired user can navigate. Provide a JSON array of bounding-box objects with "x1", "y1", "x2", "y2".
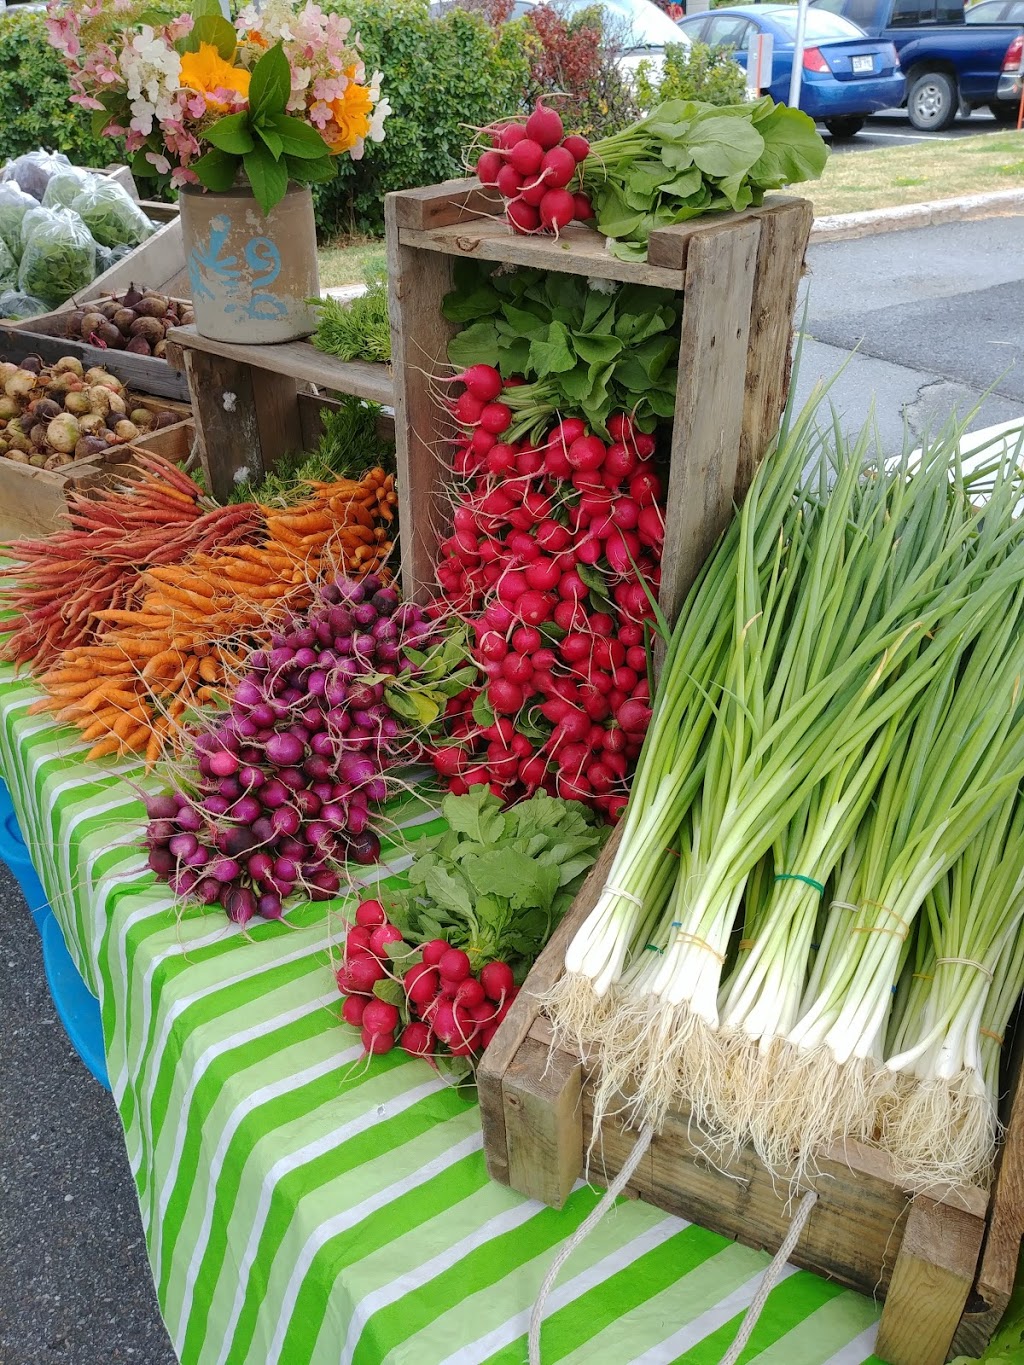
[{"x1": 810, "y1": 188, "x2": 1024, "y2": 242}]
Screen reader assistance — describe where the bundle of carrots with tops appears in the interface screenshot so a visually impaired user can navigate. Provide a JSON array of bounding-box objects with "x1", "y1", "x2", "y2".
[{"x1": 1, "y1": 453, "x2": 396, "y2": 766}]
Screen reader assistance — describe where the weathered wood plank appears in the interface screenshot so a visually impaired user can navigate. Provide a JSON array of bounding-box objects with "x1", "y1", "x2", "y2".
[
  {"x1": 503, "y1": 1037, "x2": 583, "y2": 1208},
  {"x1": 398, "y1": 222, "x2": 686, "y2": 290},
  {"x1": 166, "y1": 326, "x2": 394, "y2": 406},
  {"x1": 659, "y1": 217, "x2": 761, "y2": 624},
  {"x1": 385, "y1": 192, "x2": 457, "y2": 604},
  {"x1": 393, "y1": 178, "x2": 503, "y2": 230},
  {"x1": 646, "y1": 194, "x2": 801, "y2": 271},
  {"x1": 878, "y1": 1196, "x2": 986, "y2": 1365},
  {"x1": 476, "y1": 822, "x2": 622, "y2": 1186},
  {"x1": 79, "y1": 215, "x2": 185, "y2": 305},
  {"x1": 183, "y1": 348, "x2": 265, "y2": 502},
  {"x1": 0, "y1": 323, "x2": 189, "y2": 403},
  {"x1": 736, "y1": 199, "x2": 813, "y2": 498}
]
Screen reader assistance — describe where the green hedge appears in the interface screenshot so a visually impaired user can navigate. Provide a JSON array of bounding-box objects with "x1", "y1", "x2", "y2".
[
  {"x1": 0, "y1": 11, "x2": 112, "y2": 169},
  {"x1": 0, "y1": 2, "x2": 529, "y2": 238},
  {"x1": 315, "y1": 0, "x2": 531, "y2": 237}
]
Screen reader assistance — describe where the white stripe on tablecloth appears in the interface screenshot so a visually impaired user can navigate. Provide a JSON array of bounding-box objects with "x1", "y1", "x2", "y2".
[
  {"x1": 134, "y1": 929, "x2": 337, "y2": 1152},
  {"x1": 626, "y1": 1267, "x2": 798, "y2": 1363},
  {"x1": 110, "y1": 895, "x2": 192, "y2": 1104},
  {"x1": 150, "y1": 989, "x2": 339, "y2": 1280},
  {"x1": 263, "y1": 1129, "x2": 487, "y2": 1365},
  {"x1": 821, "y1": 1324, "x2": 880, "y2": 1365},
  {"x1": 178, "y1": 1068, "x2": 448, "y2": 1354},
  {"x1": 337, "y1": 1185, "x2": 587, "y2": 1365},
  {"x1": 437, "y1": 1217, "x2": 684, "y2": 1365}
]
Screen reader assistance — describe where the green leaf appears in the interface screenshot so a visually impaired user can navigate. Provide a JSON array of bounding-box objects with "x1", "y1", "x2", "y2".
[
  {"x1": 749, "y1": 104, "x2": 828, "y2": 187},
  {"x1": 205, "y1": 112, "x2": 255, "y2": 156},
  {"x1": 442, "y1": 785, "x2": 506, "y2": 846},
  {"x1": 248, "y1": 40, "x2": 292, "y2": 118},
  {"x1": 192, "y1": 147, "x2": 240, "y2": 193},
  {"x1": 528, "y1": 320, "x2": 575, "y2": 378},
  {"x1": 190, "y1": 0, "x2": 226, "y2": 18},
  {"x1": 688, "y1": 114, "x2": 764, "y2": 179},
  {"x1": 576, "y1": 563, "x2": 608, "y2": 592},
  {"x1": 182, "y1": 13, "x2": 237, "y2": 59},
  {"x1": 423, "y1": 864, "x2": 474, "y2": 918},
  {"x1": 373, "y1": 978, "x2": 406, "y2": 1006},
  {"x1": 243, "y1": 143, "x2": 289, "y2": 215},
  {"x1": 472, "y1": 691, "x2": 495, "y2": 729},
  {"x1": 384, "y1": 687, "x2": 421, "y2": 723},
  {"x1": 448, "y1": 321, "x2": 500, "y2": 371},
  {"x1": 572, "y1": 333, "x2": 621, "y2": 365},
  {"x1": 285, "y1": 155, "x2": 336, "y2": 185},
  {"x1": 442, "y1": 283, "x2": 502, "y2": 323},
  {"x1": 263, "y1": 111, "x2": 330, "y2": 159},
  {"x1": 385, "y1": 939, "x2": 416, "y2": 964},
  {"x1": 256, "y1": 123, "x2": 284, "y2": 159},
  {"x1": 501, "y1": 303, "x2": 548, "y2": 340}
]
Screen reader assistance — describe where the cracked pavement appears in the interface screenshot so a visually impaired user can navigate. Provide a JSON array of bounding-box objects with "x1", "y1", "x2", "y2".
[{"x1": 793, "y1": 212, "x2": 1024, "y2": 451}]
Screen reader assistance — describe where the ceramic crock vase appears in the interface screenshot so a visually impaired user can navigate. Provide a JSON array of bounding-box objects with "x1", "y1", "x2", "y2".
[{"x1": 179, "y1": 181, "x2": 319, "y2": 344}]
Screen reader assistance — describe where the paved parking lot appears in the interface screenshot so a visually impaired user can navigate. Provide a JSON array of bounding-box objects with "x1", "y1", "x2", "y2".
[{"x1": 824, "y1": 106, "x2": 1007, "y2": 152}]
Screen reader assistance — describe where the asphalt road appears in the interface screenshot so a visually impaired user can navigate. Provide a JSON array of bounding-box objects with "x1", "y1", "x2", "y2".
[
  {"x1": 0, "y1": 872, "x2": 176, "y2": 1365},
  {"x1": 0, "y1": 214, "x2": 1021, "y2": 1365},
  {"x1": 823, "y1": 106, "x2": 1007, "y2": 152},
  {"x1": 793, "y1": 210, "x2": 1024, "y2": 449}
]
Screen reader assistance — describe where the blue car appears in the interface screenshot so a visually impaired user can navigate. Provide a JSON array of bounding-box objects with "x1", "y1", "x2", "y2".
[{"x1": 676, "y1": 5, "x2": 906, "y2": 137}]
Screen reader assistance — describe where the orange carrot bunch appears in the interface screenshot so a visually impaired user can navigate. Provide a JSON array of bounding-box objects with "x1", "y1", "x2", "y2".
[
  {"x1": 0, "y1": 454, "x2": 261, "y2": 670},
  {"x1": 26, "y1": 466, "x2": 398, "y2": 766}
]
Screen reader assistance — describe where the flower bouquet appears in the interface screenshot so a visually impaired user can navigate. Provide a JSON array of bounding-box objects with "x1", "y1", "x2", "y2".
[{"x1": 46, "y1": 0, "x2": 390, "y2": 214}]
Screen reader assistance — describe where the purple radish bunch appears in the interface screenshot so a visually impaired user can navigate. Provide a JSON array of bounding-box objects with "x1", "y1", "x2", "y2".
[{"x1": 144, "y1": 574, "x2": 436, "y2": 924}]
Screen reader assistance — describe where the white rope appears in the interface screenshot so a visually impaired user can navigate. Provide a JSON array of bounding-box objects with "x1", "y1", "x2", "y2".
[
  {"x1": 528, "y1": 1124, "x2": 655, "y2": 1365},
  {"x1": 717, "y1": 1190, "x2": 818, "y2": 1365}
]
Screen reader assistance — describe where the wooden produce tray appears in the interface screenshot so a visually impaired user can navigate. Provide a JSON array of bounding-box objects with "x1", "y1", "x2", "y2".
[
  {"x1": 164, "y1": 325, "x2": 393, "y2": 502},
  {"x1": 0, "y1": 394, "x2": 189, "y2": 545},
  {"x1": 2, "y1": 298, "x2": 192, "y2": 402},
  {"x1": 384, "y1": 180, "x2": 813, "y2": 613},
  {"x1": 477, "y1": 821, "x2": 1024, "y2": 1365}
]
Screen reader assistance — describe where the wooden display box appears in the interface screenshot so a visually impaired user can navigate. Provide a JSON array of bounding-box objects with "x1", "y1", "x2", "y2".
[
  {"x1": 0, "y1": 395, "x2": 191, "y2": 545},
  {"x1": 164, "y1": 325, "x2": 393, "y2": 502},
  {"x1": 4, "y1": 297, "x2": 192, "y2": 402},
  {"x1": 384, "y1": 179, "x2": 813, "y2": 610},
  {"x1": 380, "y1": 179, "x2": 1024, "y2": 1365}
]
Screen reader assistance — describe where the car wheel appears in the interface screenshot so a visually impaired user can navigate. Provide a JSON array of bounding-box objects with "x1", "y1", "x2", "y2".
[
  {"x1": 825, "y1": 117, "x2": 865, "y2": 139},
  {"x1": 989, "y1": 101, "x2": 1020, "y2": 124},
  {"x1": 907, "y1": 72, "x2": 958, "y2": 131}
]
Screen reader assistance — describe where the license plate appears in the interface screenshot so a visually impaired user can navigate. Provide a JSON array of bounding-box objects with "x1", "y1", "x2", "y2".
[{"x1": 852, "y1": 55, "x2": 874, "y2": 72}]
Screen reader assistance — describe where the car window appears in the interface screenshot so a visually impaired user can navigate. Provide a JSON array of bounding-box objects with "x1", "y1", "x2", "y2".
[
  {"x1": 890, "y1": 0, "x2": 932, "y2": 22},
  {"x1": 965, "y1": 0, "x2": 1000, "y2": 17},
  {"x1": 676, "y1": 15, "x2": 708, "y2": 38},
  {"x1": 773, "y1": 8, "x2": 868, "y2": 35},
  {"x1": 936, "y1": 0, "x2": 966, "y2": 19},
  {"x1": 704, "y1": 14, "x2": 756, "y2": 45}
]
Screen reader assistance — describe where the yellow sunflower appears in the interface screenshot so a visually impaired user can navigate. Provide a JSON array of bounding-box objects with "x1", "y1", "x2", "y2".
[
  {"x1": 326, "y1": 81, "x2": 374, "y2": 153},
  {"x1": 179, "y1": 42, "x2": 251, "y2": 113}
]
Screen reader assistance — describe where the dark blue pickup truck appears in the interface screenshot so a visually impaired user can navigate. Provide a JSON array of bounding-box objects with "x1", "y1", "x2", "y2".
[{"x1": 813, "y1": 0, "x2": 1023, "y2": 127}]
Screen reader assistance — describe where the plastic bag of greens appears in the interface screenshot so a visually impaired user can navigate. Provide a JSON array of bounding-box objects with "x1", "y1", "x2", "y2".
[
  {"x1": 18, "y1": 207, "x2": 96, "y2": 307},
  {"x1": 42, "y1": 165, "x2": 99, "y2": 211},
  {"x1": 0, "y1": 289, "x2": 47, "y2": 319},
  {"x1": 70, "y1": 178, "x2": 154, "y2": 249},
  {"x1": 0, "y1": 182, "x2": 34, "y2": 260},
  {"x1": 95, "y1": 241, "x2": 134, "y2": 275},
  {"x1": 0, "y1": 236, "x2": 17, "y2": 290},
  {"x1": 20, "y1": 205, "x2": 55, "y2": 252},
  {"x1": 0, "y1": 149, "x2": 72, "y2": 202}
]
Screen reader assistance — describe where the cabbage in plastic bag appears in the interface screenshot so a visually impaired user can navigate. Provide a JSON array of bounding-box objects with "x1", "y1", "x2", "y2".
[
  {"x1": 0, "y1": 289, "x2": 47, "y2": 320},
  {"x1": 42, "y1": 166, "x2": 99, "y2": 211},
  {"x1": 0, "y1": 182, "x2": 35, "y2": 261},
  {"x1": 18, "y1": 207, "x2": 96, "y2": 308},
  {"x1": 0, "y1": 236, "x2": 17, "y2": 291},
  {"x1": 0, "y1": 149, "x2": 72, "y2": 202},
  {"x1": 70, "y1": 179, "x2": 154, "y2": 249}
]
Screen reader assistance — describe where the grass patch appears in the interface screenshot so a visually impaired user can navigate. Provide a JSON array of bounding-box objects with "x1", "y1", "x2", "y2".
[
  {"x1": 807, "y1": 129, "x2": 1024, "y2": 217},
  {"x1": 317, "y1": 235, "x2": 387, "y2": 289}
]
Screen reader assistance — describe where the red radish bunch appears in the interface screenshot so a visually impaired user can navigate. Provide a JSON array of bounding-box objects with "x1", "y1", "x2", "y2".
[
  {"x1": 475, "y1": 100, "x2": 593, "y2": 236},
  {"x1": 144, "y1": 575, "x2": 440, "y2": 924},
  {"x1": 336, "y1": 898, "x2": 518, "y2": 1061},
  {"x1": 428, "y1": 363, "x2": 663, "y2": 820}
]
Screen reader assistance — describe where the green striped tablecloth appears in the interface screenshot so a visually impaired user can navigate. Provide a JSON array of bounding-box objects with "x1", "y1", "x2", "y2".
[{"x1": 0, "y1": 668, "x2": 888, "y2": 1365}]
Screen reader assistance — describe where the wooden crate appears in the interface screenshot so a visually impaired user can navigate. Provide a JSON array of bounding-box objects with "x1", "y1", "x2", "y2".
[
  {"x1": 3, "y1": 297, "x2": 192, "y2": 402},
  {"x1": 385, "y1": 179, "x2": 813, "y2": 610},
  {"x1": 0, "y1": 395, "x2": 190, "y2": 544},
  {"x1": 164, "y1": 325, "x2": 393, "y2": 502},
  {"x1": 478, "y1": 821, "x2": 1024, "y2": 1365}
]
